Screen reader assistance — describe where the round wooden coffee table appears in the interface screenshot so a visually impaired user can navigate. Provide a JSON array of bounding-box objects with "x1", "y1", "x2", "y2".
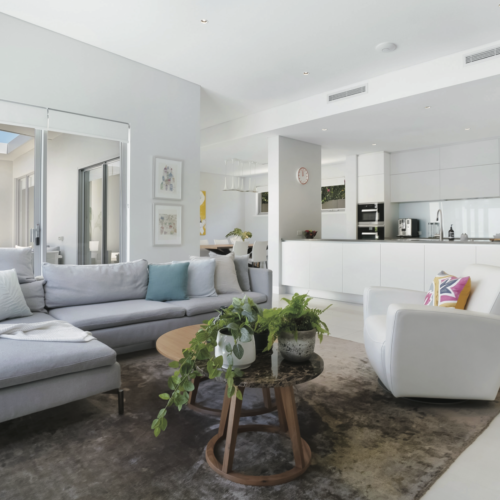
[
  {"x1": 200, "y1": 351, "x2": 324, "y2": 486},
  {"x1": 156, "y1": 325, "x2": 276, "y2": 417}
]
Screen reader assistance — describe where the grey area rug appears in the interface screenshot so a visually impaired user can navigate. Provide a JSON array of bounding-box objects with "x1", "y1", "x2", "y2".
[{"x1": 1, "y1": 336, "x2": 499, "y2": 500}]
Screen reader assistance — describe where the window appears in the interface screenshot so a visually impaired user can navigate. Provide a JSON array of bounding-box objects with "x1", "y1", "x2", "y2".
[
  {"x1": 15, "y1": 173, "x2": 35, "y2": 246},
  {"x1": 321, "y1": 182, "x2": 345, "y2": 211},
  {"x1": 78, "y1": 158, "x2": 120, "y2": 265},
  {"x1": 258, "y1": 191, "x2": 269, "y2": 215}
]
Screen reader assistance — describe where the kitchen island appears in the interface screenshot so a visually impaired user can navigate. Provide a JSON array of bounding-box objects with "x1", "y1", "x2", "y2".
[{"x1": 281, "y1": 238, "x2": 500, "y2": 301}]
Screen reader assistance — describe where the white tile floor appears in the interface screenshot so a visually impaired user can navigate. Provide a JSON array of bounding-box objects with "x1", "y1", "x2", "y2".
[{"x1": 274, "y1": 294, "x2": 500, "y2": 500}]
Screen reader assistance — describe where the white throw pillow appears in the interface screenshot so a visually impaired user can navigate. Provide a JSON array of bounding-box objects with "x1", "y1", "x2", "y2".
[
  {"x1": 0, "y1": 269, "x2": 33, "y2": 321},
  {"x1": 192, "y1": 253, "x2": 242, "y2": 295}
]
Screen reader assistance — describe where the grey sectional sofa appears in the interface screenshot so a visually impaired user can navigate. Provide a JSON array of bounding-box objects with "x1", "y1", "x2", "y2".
[{"x1": 0, "y1": 256, "x2": 272, "y2": 424}]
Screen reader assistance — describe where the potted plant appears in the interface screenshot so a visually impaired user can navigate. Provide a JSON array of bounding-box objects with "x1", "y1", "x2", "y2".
[
  {"x1": 226, "y1": 228, "x2": 252, "y2": 241},
  {"x1": 152, "y1": 296, "x2": 262, "y2": 437},
  {"x1": 257, "y1": 292, "x2": 331, "y2": 362}
]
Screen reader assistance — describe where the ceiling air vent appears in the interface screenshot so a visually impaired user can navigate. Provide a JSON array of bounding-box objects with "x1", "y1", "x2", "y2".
[
  {"x1": 465, "y1": 47, "x2": 500, "y2": 65},
  {"x1": 328, "y1": 85, "x2": 366, "y2": 103}
]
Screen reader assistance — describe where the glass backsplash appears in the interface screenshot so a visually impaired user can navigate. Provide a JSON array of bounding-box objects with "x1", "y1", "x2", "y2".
[{"x1": 398, "y1": 198, "x2": 500, "y2": 238}]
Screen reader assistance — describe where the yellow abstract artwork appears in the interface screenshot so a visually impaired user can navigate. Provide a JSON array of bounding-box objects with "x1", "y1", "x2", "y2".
[{"x1": 200, "y1": 190, "x2": 206, "y2": 235}]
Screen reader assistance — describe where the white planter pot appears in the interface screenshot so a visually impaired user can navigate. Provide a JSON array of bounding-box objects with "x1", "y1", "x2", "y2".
[{"x1": 215, "y1": 329, "x2": 256, "y2": 369}]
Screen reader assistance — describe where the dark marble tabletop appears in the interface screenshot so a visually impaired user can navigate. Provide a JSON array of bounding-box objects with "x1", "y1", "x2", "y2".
[{"x1": 196, "y1": 348, "x2": 324, "y2": 388}]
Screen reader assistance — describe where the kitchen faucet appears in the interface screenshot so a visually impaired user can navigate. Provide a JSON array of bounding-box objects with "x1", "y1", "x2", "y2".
[{"x1": 436, "y1": 209, "x2": 443, "y2": 241}]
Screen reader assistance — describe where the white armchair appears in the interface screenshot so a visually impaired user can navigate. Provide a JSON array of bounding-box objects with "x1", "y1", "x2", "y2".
[{"x1": 363, "y1": 264, "x2": 500, "y2": 401}]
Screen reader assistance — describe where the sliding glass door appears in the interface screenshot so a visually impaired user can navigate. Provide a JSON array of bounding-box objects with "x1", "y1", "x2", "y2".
[
  {"x1": 15, "y1": 173, "x2": 35, "y2": 247},
  {"x1": 78, "y1": 158, "x2": 120, "y2": 265}
]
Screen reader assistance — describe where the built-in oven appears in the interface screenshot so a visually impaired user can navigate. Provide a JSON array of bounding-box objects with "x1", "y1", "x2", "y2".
[
  {"x1": 358, "y1": 203, "x2": 384, "y2": 223},
  {"x1": 358, "y1": 226, "x2": 385, "y2": 240}
]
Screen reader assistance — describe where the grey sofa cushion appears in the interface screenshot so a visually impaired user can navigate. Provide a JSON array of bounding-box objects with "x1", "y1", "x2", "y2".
[
  {"x1": 0, "y1": 247, "x2": 35, "y2": 283},
  {"x1": 0, "y1": 269, "x2": 32, "y2": 321},
  {"x1": 168, "y1": 292, "x2": 267, "y2": 317},
  {"x1": 234, "y1": 255, "x2": 251, "y2": 292},
  {"x1": 0, "y1": 311, "x2": 53, "y2": 325},
  {"x1": 174, "y1": 259, "x2": 217, "y2": 298},
  {"x1": 48, "y1": 299, "x2": 186, "y2": 331},
  {"x1": 0, "y1": 335, "x2": 116, "y2": 390},
  {"x1": 20, "y1": 280, "x2": 46, "y2": 312},
  {"x1": 43, "y1": 259, "x2": 149, "y2": 308}
]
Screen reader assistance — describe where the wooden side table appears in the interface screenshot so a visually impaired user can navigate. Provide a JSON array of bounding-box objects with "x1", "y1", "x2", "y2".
[
  {"x1": 156, "y1": 325, "x2": 276, "y2": 417},
  {"x1": 201, "y1": 351, "x2": 324, "y2": 486}
]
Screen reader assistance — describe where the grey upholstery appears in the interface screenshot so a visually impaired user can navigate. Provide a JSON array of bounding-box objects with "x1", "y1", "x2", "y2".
[
  {"x1": 49, "y1": 299, "x2": 186, "y2": 331},
  {"x1": 169, "y1": 292, "x2": 267, "y2": 317},
  {"x1": 20, "y1": 280, "x2": 47, "y2": 312},
  {"x1": 248, "y1": 267, "x2": 272, "y2": 309},
  {"x1": 43, "y1": 259, "x2": 149, "y2": 308},
  {"x1": 0, "y1": 363, "x2": 121, "y2": 424},
  {"x1": 0, "y1": 311, "x2": 54, "y2": 324},
  {"x1": 0, "y1": 337, "x2": 116, "y2": 389},
  {"x1": 234, "y1": 255, "x2": 251, "y2": 291},
  {"x1": 0, "y1": 247, "x2": 35, "y2": 283}
]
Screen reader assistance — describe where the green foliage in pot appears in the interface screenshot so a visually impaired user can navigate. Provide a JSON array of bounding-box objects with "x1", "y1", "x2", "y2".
[
  {"x1": 256, "y1": 292, "x2": 331, "y2": 352},
  {"x1": 226, "y1": 228, "x2": 253, "y2": 241},
  {"x1": 152, "y1": 296, "x2": 263, "y2": 437}
]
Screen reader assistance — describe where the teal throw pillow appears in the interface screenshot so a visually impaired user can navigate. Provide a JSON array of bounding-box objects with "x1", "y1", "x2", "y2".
[{"x1": 146, "y1": 262, "x2": 189, "y2": 301}]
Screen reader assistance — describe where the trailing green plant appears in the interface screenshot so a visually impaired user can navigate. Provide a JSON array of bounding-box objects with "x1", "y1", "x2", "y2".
[
  {"x1": 226, "y1": 228, "x2": 253, "y2": 241},
  {"x1": 152, "y1": 296, "x2": 263, "y2": 437},
  {"x1": 256, "y1": 292, "x2": 331, "y2": 352}
]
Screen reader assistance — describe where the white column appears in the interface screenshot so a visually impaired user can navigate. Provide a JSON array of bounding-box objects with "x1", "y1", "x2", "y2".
[
  {"x1": 268, "y1": 136, "x2": 321, "y2": 292},
  {"x1": 345, "y1": 154, "x2": 358, "y2": 240}
]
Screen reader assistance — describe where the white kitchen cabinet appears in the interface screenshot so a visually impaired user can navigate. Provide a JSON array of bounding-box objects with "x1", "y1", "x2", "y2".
[
  {"x1": 358, "y1": 174, "x2": 384, "y2": 203},
  {"x1": 476, "y1": 245, "x2": 500, "y2": 267},
  {"x1": 358, "y1": 152, "x2": 386, "y2": 177},
  {"x1": 342, "y1": 243, "x2": 381, "y2": 295},
  {"x1": 309, "y1": 242, "x2": 343, "y2": 292},
  {"x1": 440, "y1": 139, "x2": 499, "y2": 170},
  {"x1": 281, "y1": 241, "x2": 310, "y2": 288},
  {"x1": 439, "y1": 164, "x2": 500, "y2": 200},
  {"x1": 424, "y1": 244, "x2": 476, "y2": 286},
  {"x1": 381, "y1": 243, "x2": 425, "y2": 291},
  {"x1": 391, "y1": 147, "x2": 440, "y2": 175},
  {"x1": 391, "y1": 170, "x2": 440, "y2": 202}
]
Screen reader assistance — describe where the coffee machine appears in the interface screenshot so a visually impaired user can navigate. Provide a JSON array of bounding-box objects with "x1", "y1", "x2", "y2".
[{"x1": 398, "y1": 218, "x2": 419, "y2": 238}]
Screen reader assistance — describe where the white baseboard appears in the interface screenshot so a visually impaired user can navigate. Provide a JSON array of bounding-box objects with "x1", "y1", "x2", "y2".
[{"x1": 279, "y1": 286, "x2": 363, "y2": 305}]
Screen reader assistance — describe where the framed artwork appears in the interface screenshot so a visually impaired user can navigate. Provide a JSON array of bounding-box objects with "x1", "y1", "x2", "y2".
[
  {"x1": 200, "y1": 190, "x2": 206, "y2": 236},
  {"x1": 153, "y1": 204, "x2": 182, "y2": 245},
  {"x1": 153, "y1": 157, "x2": 182, "y2": 200}
]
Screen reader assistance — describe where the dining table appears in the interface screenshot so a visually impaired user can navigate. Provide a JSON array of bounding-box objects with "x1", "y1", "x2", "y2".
[{"x1": 200, "y1": 243, "x2": 253, "y2": 256}]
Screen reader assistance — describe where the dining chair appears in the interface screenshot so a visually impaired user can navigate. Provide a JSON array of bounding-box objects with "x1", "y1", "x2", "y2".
[
  {"x1": 214, "y1": 239, "x2": 229, "y2": 245},
  {"x1": 200, "y1": 239, "x2": 209, "y2": 245},
  {"x1": 232, "y1": 241, "x2": 249, "y2": 257},
  {"x1": 250, "y1": 241, "x2": 268, "y2": 268}
]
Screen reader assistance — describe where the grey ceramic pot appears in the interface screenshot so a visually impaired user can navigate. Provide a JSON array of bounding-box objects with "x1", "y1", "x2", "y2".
[{"x1": 278, "y1": 329, "x2": 316, "y2": 362}]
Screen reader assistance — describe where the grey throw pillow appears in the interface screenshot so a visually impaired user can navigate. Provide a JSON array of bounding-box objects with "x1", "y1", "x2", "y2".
[
  {"x1": 20, "y1": 280, "x2": 47, "y2": 312},
  {"x1": 0, "y1": 247, "x2": 35, "y2": 283},
  {"x1": 205, "y1": 253, "x2": 242, "y2": 294},
  {"x1": 175, "y1": 259, "x2": 217, "y2": 298},
  {"x1": 0, "y1": 269, "x2": 32, "y2": 321},
  {"x1": 234, "y1": 256, "x2": 251, "y2": 292}
]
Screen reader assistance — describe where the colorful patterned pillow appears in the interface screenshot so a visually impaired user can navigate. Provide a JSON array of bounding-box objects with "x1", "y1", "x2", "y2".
[{"x1": 424, "y1": 270, "x2": 471, "y2": 309}]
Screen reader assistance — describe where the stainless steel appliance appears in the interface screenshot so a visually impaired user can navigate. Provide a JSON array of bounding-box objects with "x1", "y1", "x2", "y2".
[
  {"x1": 358, "y1": 204, "x2": 384, "y2": 240},
  {"x1": 398, "y1": 218, "x2": 420, "y2": 238}
]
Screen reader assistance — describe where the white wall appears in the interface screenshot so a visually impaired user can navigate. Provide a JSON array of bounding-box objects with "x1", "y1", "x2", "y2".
[
  {"x1": 200, "y1": 172, "x2": 245, "y2": 243},
  {"x1": 0, "y1": 160, "x2": 13, "y2": 246},
  {"x1": 12, "y1": 134, "x2": 119, "y2": 264},
  {"x1": 0, "y1": 14, "x2": 200, "y2": 264}
]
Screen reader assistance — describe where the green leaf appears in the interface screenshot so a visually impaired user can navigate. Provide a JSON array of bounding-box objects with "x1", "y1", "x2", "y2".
[
  {"x1": 233, "y1": 368, "x2": 244, "y2": 377},
  {"x1": 151, "y1": 419, "x2": 159, "y2": 429},
  {"x1": 184, "y1": 380, "x2": 195, "y2": 392},
  {"x1": 236, "y1": 389, "x2": 243, "y2": 400},
  {"x1": 233, "y1": 344, "x2": 244, "y2": 359},
  {"x1": 160, "y1": 417, "x2": 168, "y2": 431},
  {"x1": 240, "y1": 327, "x2": 252, "y2": 343},
  {"x1": 225, "y1": 344, "x2": 233, "y2": 353},
  {"x1": 226, "y1": 353, "x2": 233, "y2": 366},
  {"x1": 158, "y1": 408, "x2": 166, "y2": 419},
  {"x1": 159, "y1": 393, "x2": 170, "y2": 400},
  {"x1": 168, "y1": 361, "x2": 179, "y2": 369},
  {"x1": 154, "y1": 426, "x2": 161, "y2": 437},
  {"x1": 167, "y1": 377, "x2": 176, "y2": 391}
]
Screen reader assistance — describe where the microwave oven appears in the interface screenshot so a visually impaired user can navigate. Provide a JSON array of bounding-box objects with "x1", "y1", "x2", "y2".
[{"x1": 358, "y1": 203, "x2": 384, "y2": 223}]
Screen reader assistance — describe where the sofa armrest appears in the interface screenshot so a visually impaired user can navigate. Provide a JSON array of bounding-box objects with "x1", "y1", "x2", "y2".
[
  {"x1": 385, "y1": 304, "x2": 500, "y2": 399},
  {"x1": 363, "y1": 287, "x2": 427, "y2": 319},
  {"x1": 248, "y1": 268, "x2": 273, "y2": 309}
]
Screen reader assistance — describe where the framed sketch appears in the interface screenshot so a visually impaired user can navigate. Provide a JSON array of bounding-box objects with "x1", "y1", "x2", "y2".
[
  {"x1": 153, "y1": 157, "x2": 182, "y2": 200},
  {"x1": 153, "y1": 204, "x2": 182, "y2": 245}
]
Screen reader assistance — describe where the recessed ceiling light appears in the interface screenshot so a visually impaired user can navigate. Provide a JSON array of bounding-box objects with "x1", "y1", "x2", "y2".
[
  {"x1": 303, "y1": 71, "x2": 309, "y2": 76},
  {"x1": 201, "y1": 19, "x2": 208, "y2": 24},
  {"x1": 425, "y1": 106, "x2": 431, "y2": 109},
  {"x1": 375, "y1": 42, "x2": 398, "y2": 53},
  {"x1": 465, "y1": 128, "x2": 470, "y2": 130},
  {"x1": 372, "y1": 143, "x2": 377, "y2": 146},
  {"x1": 322, "y1": 128, "x2": 327, "y2": 131}
]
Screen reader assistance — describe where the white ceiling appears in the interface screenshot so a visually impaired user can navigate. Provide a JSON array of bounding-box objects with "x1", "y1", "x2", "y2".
[
  {"x1": 1, "y1": 1, "x2": 500, "y2": 128},
  {"x1": 201, "y1": 75, "x2": 500, "y2": 175}
]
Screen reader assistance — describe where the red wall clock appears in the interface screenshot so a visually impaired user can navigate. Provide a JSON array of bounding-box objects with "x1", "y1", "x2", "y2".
[{"x1": 297, "y1": 167, "x2": 309, "y2": 185}]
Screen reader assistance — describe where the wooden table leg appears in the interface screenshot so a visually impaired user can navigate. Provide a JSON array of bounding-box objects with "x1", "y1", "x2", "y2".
[
  {"x1": 222, "y1": 387, "x2": 245, "y2": 474},
  {"x1": 262, "y1": 387, "x2": 272, "y2": 409},
  {"x1": 188, "y1": 376, "x2": 202, "y2": 406},
  {"x1": 217, "y1": 385, "x2": 231, "y2": 438},
  {"x1": 281, "y1": 385, "x2": 304, "y2": 469},
  {"x1": 274, "y1": 387, "x2": 288, "y2": 433}
]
